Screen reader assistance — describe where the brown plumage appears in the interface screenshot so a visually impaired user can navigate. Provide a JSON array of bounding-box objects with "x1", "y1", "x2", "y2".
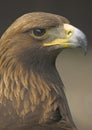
[{"x1": 0, "y1": 12, "x2": 87, "y2": 130}]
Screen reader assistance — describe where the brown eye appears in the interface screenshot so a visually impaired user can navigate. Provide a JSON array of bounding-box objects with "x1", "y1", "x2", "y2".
[{"x1": 32, "y1": 28, "x2": 46, "y2": 37}]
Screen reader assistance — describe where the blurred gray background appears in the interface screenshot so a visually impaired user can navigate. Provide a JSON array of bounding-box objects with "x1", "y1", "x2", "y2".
[{"x1": 0, "y1": 0, "x2": 92, "y2": 130}]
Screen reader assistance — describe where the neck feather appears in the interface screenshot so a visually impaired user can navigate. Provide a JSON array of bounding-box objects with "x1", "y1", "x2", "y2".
[{"x1": 0, "y1": 54, "x2": 64, "y2": 118}]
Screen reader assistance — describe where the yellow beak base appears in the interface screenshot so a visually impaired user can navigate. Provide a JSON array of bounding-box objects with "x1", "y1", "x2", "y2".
[{"x1": 43, "y1": 38, "x2": 71, "y2": 48}]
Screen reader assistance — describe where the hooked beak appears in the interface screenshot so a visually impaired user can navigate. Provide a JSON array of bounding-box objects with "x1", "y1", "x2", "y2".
[{"x1": 43, "y1": 24, "x2": 88, "y2": 55}]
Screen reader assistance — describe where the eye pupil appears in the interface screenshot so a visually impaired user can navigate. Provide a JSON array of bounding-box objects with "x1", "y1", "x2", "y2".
[{"x1": 33, "y1": 28, "x2": 46, "y2": 36}]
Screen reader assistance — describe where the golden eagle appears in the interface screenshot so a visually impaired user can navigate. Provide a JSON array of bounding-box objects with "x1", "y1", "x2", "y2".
[{"x1": 0, "y1": 12, "x2": 87, "y2": 130}]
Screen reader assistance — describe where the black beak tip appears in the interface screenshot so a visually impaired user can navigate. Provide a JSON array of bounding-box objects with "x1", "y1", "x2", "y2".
[
  {"x1": 83, "y1": 40, "x2": 88, "y2": 56},
  {"x1": 84, "y1": 46, "x2": 88, "y2": 56},
  {"x1": 78, "y1": 37, "x2": 88, "y2": 56}
]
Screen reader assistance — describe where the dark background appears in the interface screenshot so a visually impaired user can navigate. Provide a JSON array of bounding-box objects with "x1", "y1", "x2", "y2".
[{"x1": 0, "y1": 0, "x2": 92, "y2": 130}]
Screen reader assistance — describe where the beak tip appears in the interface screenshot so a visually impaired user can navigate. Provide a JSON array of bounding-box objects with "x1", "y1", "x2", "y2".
[
  {"x1": 84, "y1": 45, "x2": 88, "y2": 56},
  {"x1": 77, "y1": 36, "x2": 88, "y2": 56},
  {"x1": 83, "y1": 40, "x2": 88, "y2": 56}
]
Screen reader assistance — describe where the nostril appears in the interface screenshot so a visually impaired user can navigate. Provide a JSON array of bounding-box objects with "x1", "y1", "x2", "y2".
[
  {"x1": 68, "y1": 31, "x2": 72, "y2": 36},
  {"x1": 67, "y1": 30, "x2": 72, "y2": 37},
  {"x1": 65, "y1": 29, "x2": 73, "y2": 39}
]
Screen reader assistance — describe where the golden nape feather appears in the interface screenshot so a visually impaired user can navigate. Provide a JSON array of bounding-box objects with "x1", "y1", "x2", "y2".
[{"x1": 0, "y1": 12, "x2": 87, "y2": 130}]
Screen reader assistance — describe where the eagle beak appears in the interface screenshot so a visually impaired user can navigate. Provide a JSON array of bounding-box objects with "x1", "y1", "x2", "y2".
[
  {"x1": 63, "y1": 24, "x2": 88, "y2": 55},
  {"x1": 44, "y1": 24, "x2": 88, "y2": 55}
]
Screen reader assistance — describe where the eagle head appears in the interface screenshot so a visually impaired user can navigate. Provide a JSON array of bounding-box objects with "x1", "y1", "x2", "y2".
[{"x1": 0, "y1": 12, "x2": 87, "y2": 70}]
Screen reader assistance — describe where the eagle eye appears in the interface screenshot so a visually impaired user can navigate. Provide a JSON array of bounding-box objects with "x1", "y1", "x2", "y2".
[{"x1": 32, "y1": 28, "x2": 46, "y2": 38}]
